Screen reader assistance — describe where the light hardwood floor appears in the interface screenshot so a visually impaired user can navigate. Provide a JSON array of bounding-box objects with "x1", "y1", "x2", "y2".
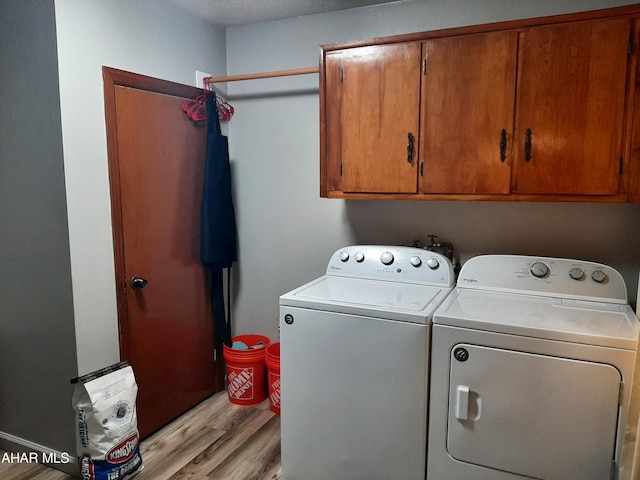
[{"x1": 0, "y1": 391, "x2": 281, "y2": 480}]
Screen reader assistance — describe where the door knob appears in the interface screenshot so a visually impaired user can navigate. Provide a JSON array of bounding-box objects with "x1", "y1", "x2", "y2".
[{"x1": 131, "y1": 276, "x2": 148, "y2": 290}]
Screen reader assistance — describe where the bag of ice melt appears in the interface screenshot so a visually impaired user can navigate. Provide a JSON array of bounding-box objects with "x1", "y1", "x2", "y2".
[{"x1": 71, "y1": 361, "x2": 143, "y2": 480}]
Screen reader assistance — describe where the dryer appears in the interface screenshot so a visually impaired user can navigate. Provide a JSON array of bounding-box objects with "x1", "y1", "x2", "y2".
[
  {"x1": 280, "y1": 245, "x2": 454, "y2": 480},
  {"x1": 427, "y1": 255, "x2": 639, "y2": 480}
]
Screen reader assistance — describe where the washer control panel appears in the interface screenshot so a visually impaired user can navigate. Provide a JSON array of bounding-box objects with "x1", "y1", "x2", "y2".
[
  {"x1": 327, "y1": 245, "x2": 454, "y2": 287},
  {"x1": 458, "y1": 255, "x2": 627, "y2": 303},
  {"x1": 527, "y1": 260, "x2": 609, "y2": 284}
]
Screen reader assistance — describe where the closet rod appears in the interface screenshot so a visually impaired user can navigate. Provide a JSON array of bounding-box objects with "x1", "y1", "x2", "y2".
[{"x1": 204, "y1": 66, "x2": 319, "y2": 84}]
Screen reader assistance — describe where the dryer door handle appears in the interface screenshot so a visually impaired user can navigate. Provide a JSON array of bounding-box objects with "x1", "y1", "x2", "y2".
[{"x1": 455, "y1": 385, "x2": 470, "y2": 421}]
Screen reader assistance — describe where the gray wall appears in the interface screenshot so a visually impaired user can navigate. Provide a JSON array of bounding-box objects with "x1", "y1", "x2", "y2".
[
  {"x1": 225, "y1": 0, "x2": 640, "y2": 341},
  {"x1": 0, "y1": 0, "x2": 77, "y2": 457}
]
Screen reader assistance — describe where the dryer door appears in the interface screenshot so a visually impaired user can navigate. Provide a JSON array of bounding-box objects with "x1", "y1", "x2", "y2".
[{"x1": 447, "y1": 344, "x2": 620, "y2": 480}]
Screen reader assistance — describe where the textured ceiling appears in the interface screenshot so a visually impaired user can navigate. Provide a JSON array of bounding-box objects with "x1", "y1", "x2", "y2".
[{"x1": 168, "y1": 0, "x2": 404, "y2": 27}]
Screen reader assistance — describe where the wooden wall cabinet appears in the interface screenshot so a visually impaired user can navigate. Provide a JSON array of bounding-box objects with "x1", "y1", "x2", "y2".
[
  {"x1": 320, "y1": 5, "x2": 640, "y2": 202},
  {"x1": 513, "y1": 18, "x2": 630, "y2": 196},
  {"x1": 420, "y1": 30, "x2": 517, "y2": 195},
  {"x1": 324, "y1": 43, "x2": 421, "y2": 194}
]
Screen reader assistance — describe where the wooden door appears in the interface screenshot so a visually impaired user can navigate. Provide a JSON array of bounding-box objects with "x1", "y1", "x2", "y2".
[
  {"x1": 329, "y1": 43, "x2": 421, "y2": 193},
  {"x1": 420, "y1": 31, "x2": 517, "y2": 194},
  {"x1": 104, "y1": 68, "x2": 223, "y2": 438},
  {"x1": 513, "y1": 18, "x2": 630, "y2": 195}
]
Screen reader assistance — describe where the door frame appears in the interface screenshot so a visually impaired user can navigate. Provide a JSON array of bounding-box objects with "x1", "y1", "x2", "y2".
[{"x1": 102, "y1": 66, "x2": 226, "y2": 391}]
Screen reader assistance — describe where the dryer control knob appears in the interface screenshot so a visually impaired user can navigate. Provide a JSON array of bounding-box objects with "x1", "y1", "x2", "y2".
[
  {"x1": 427, "y1": 257, "x2": 440, "y2": 270},
  {"x1": 354, "y1": 252, "x2": 365, "y2": 263},
  {"x1": 380, "y1": 251, "x2": 394, "y2": 265},
  {"x1": 530, "y1": 262, "x2": 549, "y2": 278},
  {"x1": 591, "y1": 270, "x2": 608, "y2": 283},
  {"x1": 339, "y1": 251, "x2": 349, "y2": 262},
  {"x1": 410, "y1": 256, "x2": 422, "y2": 267},
  {"x1": 569, "y1": 267, "x2": 585, "y2": 280}
]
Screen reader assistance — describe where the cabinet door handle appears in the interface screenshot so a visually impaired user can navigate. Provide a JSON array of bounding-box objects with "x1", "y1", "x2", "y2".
[
  {"x1": 524, "y1": 128, "x2": 532, "y2": 162},
  {"x1": 407, "y1": 132, "x2": 415, "y2": 164},
  {"x1": 499, "y1": 129, "x2": 507, "y2": 162}
]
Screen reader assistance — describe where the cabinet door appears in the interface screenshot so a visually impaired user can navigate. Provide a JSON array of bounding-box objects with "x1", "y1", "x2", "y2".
[
  {"x1": 514, "y1": 18, "x2": 630, "y2": 195},
  {"x1": 327, "y1": 43, "x2": 421, "y2": 193},
  {"x1": 420, "y1": 31, "x2": 517, "y2": 194}
]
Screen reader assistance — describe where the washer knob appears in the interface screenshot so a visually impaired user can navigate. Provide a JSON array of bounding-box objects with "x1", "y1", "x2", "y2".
[
  {"x1": 426, "y1": 257, "x2": 440, "y2": 270},
  {"x1": 410, "y1": 256, "x2": 422, "y2": 267},
  {"x1": 569, "y1": 267, "x2": 584, "y2": 280},
  {"x1": 380, "y1": 251, "x2": 394, "y2": 265},
  {"x1": 591, "y1": 270, "x2": 607, "y2": 283},
  {"x1": 339, "y1": 251, "x2": 349, "y2": 262},
  {"x1": 530, "y1": 262, "x2": 549, "y2": 278},
  {"x1": 354, "y1": 252, "x2": 365, "y2": 263}
]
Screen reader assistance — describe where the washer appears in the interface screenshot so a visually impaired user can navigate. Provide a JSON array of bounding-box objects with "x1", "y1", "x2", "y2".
[
  {"x1": 279, "y1": 245, "x2": 454, "y2": 480},
  {"x1": 428, "y1": 255, "x2": 640, "y2": 480}
]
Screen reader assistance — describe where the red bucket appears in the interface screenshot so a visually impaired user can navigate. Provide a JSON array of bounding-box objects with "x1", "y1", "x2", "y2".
[
  {"x1": 223, "y1": 335, "x2": 269, "y2": 406},
  {"x1": 265, "y1": 342, "x2": 281, "y2": 415}
]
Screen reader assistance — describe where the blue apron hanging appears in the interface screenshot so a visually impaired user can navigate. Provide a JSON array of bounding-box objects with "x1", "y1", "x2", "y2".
[{"x1": 201, "y1": 92, "x2": 238, "y2": 350}]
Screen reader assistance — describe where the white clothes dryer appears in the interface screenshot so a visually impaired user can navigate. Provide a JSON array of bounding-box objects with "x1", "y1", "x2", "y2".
[
  {"x1": 428, "y1": 255, "x2": 639, "y2": 480},
  {"x1": 280, "y1": 245, "x2": 454, "y2": 480}
]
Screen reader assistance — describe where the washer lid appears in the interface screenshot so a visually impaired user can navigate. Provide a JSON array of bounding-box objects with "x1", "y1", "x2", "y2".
[
  {"x1": 280, "y1": 276, "x2": 452, "y2": 324},
  {"x1": 434, "y1": 289, "x2": 639, "y2": 349}
]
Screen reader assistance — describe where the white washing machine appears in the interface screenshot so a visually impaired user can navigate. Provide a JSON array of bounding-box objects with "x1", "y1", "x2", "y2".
[
  {"x1": 428, "y1": 255, "x2": 640, "y2": 480},
  {"x1": 279, "y1": 245, "x2": 454, "y2": 480}
]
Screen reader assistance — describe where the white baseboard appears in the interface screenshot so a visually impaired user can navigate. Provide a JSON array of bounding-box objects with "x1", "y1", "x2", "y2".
[{"x1": 0, "y1": 431, "x2": 79, "y2": 476}]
